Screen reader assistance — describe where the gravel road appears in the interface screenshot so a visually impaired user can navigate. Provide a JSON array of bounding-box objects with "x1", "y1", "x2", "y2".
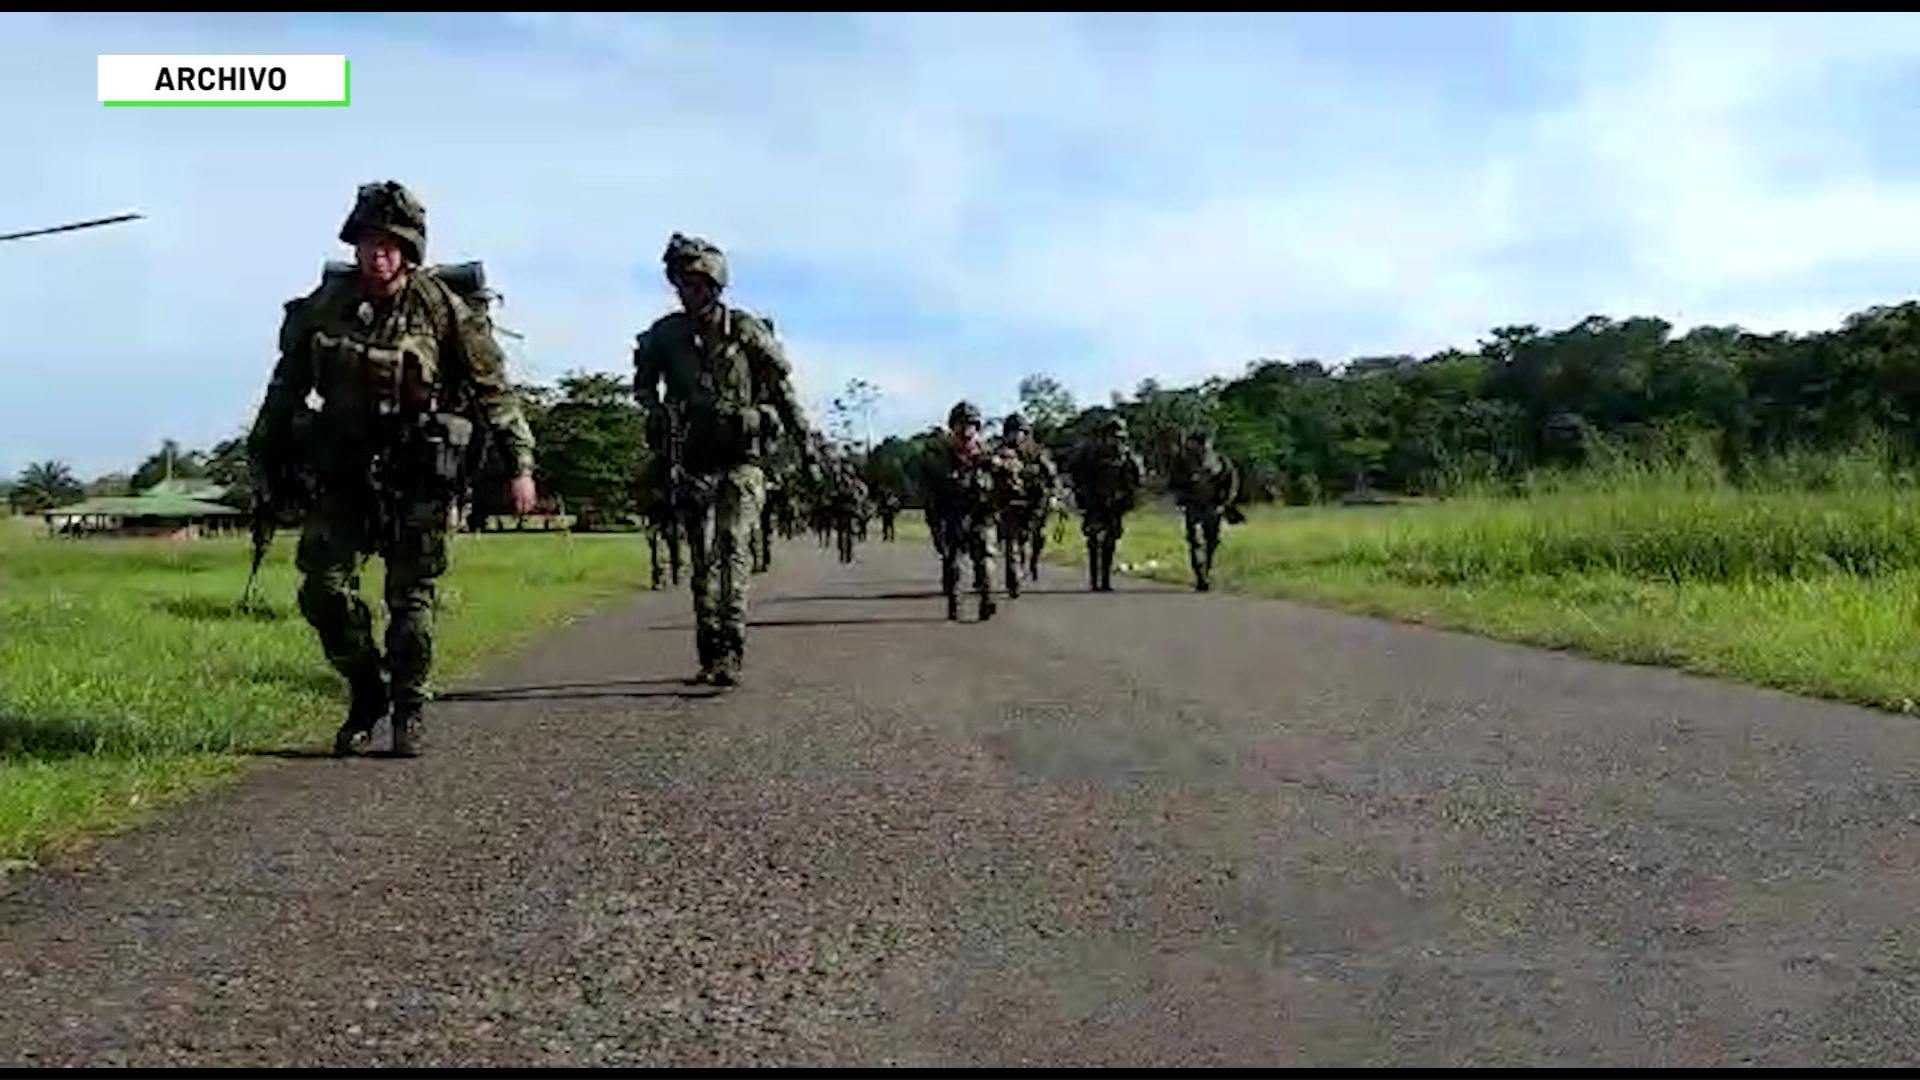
[{"x1": 2, "y1": 539, "x2": 1918, "y2": 1066}]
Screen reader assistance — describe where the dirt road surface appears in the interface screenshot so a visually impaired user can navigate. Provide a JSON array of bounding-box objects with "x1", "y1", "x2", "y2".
[{"x1": 3, "y1": 539, "x2": 1918, "y2": 1067}]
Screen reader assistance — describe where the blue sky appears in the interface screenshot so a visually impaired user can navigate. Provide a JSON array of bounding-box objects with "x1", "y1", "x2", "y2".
[{"x1": 7, "y1": 12, "x2": 1920, "y2": 478}]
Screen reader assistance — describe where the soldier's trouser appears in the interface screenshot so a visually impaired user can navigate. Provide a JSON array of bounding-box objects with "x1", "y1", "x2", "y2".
[
  {"x1": 753, "y1": 504, "x2": 775, "y2": 572},
  {"x1": 296, "y1": 490, "x2": 448, "y2": 716},
  {"x1": 1080, "y1": 509, "x2": 1125, "y2": 590},
  {"x1": 936, "y1": 516, "x2": 994, "y2": 617},
  {"x1": 681, "y1": 465, "x2": 766, "y2": 666},
  {"x1": 881, "y1": 513, "x2": 896, "y2": 541},
  {"x1": 1027, "y1": 510, "x2": 1049, "y2": 579},
  {"x1": 996, "y1": 507, "x2": 1032, "y2": 594},
  {"x1": 1183, "y1": 504, "x2": 1224, "y2": 586},
  {"x1": 836, "y1": 515, "x2": 856, "y2": 563}
]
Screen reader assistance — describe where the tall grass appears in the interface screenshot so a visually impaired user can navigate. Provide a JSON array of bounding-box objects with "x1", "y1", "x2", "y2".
[
  {"x1": 1355, "y1": 435, "x2": 1920, "y2": 585},
  {"x1": 1074, "y1": 441, "x2": 1920, "y2": 714}
]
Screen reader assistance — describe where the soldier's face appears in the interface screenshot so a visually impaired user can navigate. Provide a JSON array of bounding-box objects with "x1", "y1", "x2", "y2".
[
  {"x1": 354, "y1": 233, "x2": 406, "y2": 291},
  {"x1": 674, "y1": 273, "x2": 719, "y2": 315}
]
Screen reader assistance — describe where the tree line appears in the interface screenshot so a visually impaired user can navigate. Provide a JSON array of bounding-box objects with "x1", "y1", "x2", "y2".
[{"x1": 11, "y1": 296, "x2": 1920, "y2": 517}]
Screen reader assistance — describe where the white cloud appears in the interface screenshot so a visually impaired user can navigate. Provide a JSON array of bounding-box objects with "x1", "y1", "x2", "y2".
[{"x1": 5, "y1": 12, "x2": 1920, "y2": 477}]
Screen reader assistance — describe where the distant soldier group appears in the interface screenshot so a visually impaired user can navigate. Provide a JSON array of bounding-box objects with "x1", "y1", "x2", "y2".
[{"x1": 246, "y1": 179, "x2": 1247, "y2": 758}]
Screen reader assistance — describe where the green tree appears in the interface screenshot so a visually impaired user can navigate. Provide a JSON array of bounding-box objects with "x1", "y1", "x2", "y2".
[
  {"x1": 529, "y1": 371, "x2": 647, "y2": 529},
  {"x1": 12, "y1": 460, "x2": 83, "y2": 513}
]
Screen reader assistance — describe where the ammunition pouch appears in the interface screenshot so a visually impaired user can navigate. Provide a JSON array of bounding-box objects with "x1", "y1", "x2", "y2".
[{"x1": 397, "y1": 411, "x2": 475, "y2": 495}]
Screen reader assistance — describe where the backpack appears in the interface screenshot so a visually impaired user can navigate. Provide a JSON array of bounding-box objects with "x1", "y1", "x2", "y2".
[
  {"x1": 316, "y1": 260, "x2": 507, "y2": 492},
  {"x1": 320, "y1": 259, "x2": 498, "y2": 326}
]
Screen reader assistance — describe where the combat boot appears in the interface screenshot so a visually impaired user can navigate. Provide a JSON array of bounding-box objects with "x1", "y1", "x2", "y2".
[
  {"x1": 946, "y1": 591, "x2": 961, "y2": 621},
  {"x1": 390, "y1": 705, "x2": 425, "y2": 757},
  {"x1": 687, "y1": 627, "x2": 719, "y2": 685},
  {"x1": 978, "y1": 592, "x2": 997, "y2": 621},
  {"x1": 709, "y1": 631, "x2": 744, "y2": 688},
  {"x1": 332, "y1": 671, "x2": 389, "y2": 757}
]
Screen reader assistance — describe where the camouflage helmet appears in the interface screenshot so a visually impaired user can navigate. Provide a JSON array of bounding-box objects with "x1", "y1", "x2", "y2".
[
  {"x1": 663, "y1": 232, "x2": 728, "y2": 290},
  {"x1": 1002, "y1": 412, "x2": 1030, "y2": 436},
  {"x1": 948, "y1": 400, "x2": 984, "y2": 430},
  {"x1": 339, "y1": 181, "x2": 426, "y2": 264}
]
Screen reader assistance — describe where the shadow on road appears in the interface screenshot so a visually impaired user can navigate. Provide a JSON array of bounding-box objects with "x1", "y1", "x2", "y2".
[
  {"x1": 652, "y1": 615, "x2": 953, "y2": 630},
  {"x1": 435, "y1": 681, "x2": 722, "y2": 703},
  {"x1": 762, "y1": 590, "x2": 947, "y2": 603}
]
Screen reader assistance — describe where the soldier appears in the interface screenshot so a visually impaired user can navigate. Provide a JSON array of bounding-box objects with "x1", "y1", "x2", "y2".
[
  {"x1": 827, "y1": 457, "x2": 868, "y2": 564},
  {"x1": 247, "y1": 180, "x2": 539, "y2": 757},
  {"x1": 921, "y1": 401, "x2": 1018, "y2": 621},
  {"x1": 992, "y1": 413, "x2": 1060, "y2": 595},
  {"x1": 875, "y1": 487, "x2": 901, "y2": 542},
  {"x1": 632, "y1": 233, "x2": 817, "y2": 687},
  {"x1": 1064, "y1": 410, "x2": 1143, "y2": 592},
  {"x1": 1167, "y1": 428, "x2": 1242, "y2": 592}
]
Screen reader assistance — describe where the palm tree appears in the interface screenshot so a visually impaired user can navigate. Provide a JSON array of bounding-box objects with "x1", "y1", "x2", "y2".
[{"x1": 12, "y1": 460, "x2": 83, "y2": 513}]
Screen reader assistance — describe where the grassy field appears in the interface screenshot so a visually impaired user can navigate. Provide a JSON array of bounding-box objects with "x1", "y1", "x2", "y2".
[
  {"x1": 1079, "y1": 448, "x2": 1920, "y2": 715},
  {"x1": 0, "y1": 524, "x2": 651, "y2": 866},
  {"x1": 11, "y1": 446, "x2": 1920, "y2": 864}
]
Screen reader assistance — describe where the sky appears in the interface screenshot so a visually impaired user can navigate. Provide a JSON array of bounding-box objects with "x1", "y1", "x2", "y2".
[{"x1": 6, "y1": 12, "x2": 1920, "y2": 479}]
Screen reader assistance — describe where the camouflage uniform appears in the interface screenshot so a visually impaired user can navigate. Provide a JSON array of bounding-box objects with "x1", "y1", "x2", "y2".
[
  {"x1": 922, "y1": 401, "x2": 1018, "y2": 621},
  {"x1": 1065, "y1": 411, "x2": 1144, "y2": 592},
  {"x1": 1167, "y1": 430, "x2": 1241, "y2": 592},
  {"x1": 991, "y1": 413, "x2": 1060, "y2": 596},
  {"x1": 632, "y1": 233, "x2": 814, "y2": 686},
  {"x1": 248, "y1": 181, "x2": 536, "y2": 757},
  {"x1": 827, "y1": 459, "x2": 868, "y2": 564},
  {"x1": 875, "y1": 490, "x2": 901, "y2": 541}
]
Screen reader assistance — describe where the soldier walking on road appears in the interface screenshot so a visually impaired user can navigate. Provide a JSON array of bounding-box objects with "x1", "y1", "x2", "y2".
[
  {"x1": 1064, "y1": 410, "x2": 1144, "y2": 593},
  {"x1": 1167, "y1": 429, "x2": 1243, "y2": 592},
  {"x1": 992, "y1": 413, "x2": 1059, "y2": 595},
  {"x1": 632, "y1": 233, "x2": 819, "y2": 687},
  {"x1": 247, "y1": 181, "x2": 540, "y2": 758},
  {"x1": 921, "y1": 401, "x2": 1019, "y2": 621}
]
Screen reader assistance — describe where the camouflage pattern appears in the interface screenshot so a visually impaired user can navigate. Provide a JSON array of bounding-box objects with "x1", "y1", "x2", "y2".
[
  {"x1": 990, "y1": 414, "x2": 1060, "y2": 596},
  {"x1": 921, "y1": 402, "x2": 1019, "y2": 621},
  {"x1": 248, "y1": 180, "x2": 535, "y2": 755},
  {"x1": 633, "y1": 235, "x2": 811, "y2": 684},
  {"x1": 1167, "y1": 431, "x2": 1241, "y2": 592},
  {"x1": 1064, "y1": 411, "x2": 1144, "y2": 592},
  {"x1": 824, "y1": 455, "x2": 869, "y2": 564},
  {"x1": 875, "y1": 489, "x2": 901, "y2": 542}
]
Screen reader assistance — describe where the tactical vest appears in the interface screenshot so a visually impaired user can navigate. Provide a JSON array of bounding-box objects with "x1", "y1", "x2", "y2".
[
  {"x1": 298, "y1": 263, "x2": 492, "y2": 493},
  {"x1": 655, "y1": 308, "x2": 777, "y2": 472}
]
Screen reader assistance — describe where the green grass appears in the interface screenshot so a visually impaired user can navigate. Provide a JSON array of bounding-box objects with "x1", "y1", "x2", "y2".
[
  {"x1": 1070, "y1": 451, "x2": 1920, "y2": 715},
  {"x1": 0, "y1": 527, "x2": 651, "y2": 865}
]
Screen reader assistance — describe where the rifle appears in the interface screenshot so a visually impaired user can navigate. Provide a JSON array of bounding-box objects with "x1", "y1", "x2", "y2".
[
  {"x1": 240, "y1": 468, "x2": 276, "y2": 612},
  {"x1": 239, "y1": 409, "x2": 319, "y2": 611}
]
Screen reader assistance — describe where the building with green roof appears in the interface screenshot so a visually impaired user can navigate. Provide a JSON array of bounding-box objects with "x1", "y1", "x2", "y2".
[{"x1": 42, "y1": 478, "x2": 247, "y2": 539}]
